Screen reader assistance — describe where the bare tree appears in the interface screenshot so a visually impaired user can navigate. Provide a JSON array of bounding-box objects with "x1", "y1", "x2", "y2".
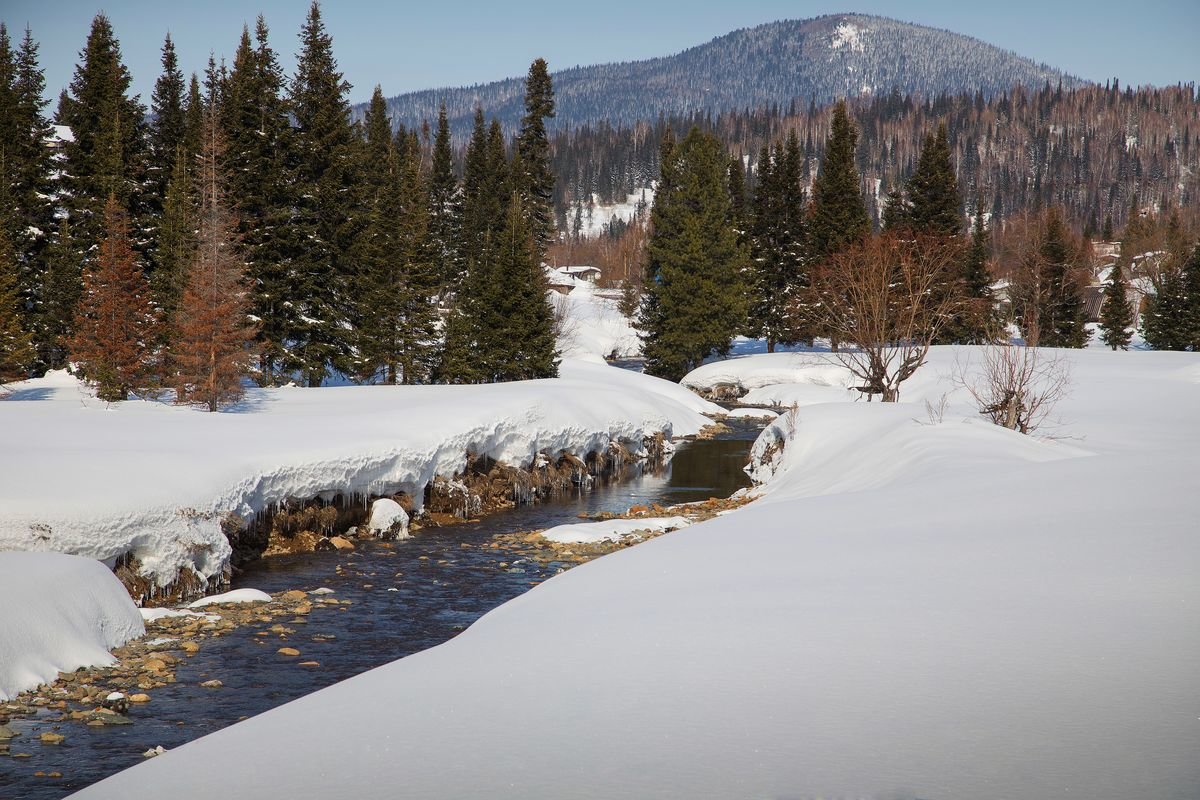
[
  {"x1": 954, "y1": 344, "x2": 1071, "y2": 435},
  {"x1": 812, "y1": 232, "x2": 965, "y2": 402}
]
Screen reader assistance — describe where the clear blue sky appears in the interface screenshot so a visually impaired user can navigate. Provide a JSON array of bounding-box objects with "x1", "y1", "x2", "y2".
[{"x1": 2, "y1": 0, "x2": 1197, "y2": 107}]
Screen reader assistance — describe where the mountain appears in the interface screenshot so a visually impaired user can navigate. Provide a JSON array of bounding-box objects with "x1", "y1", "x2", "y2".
[{"x1": 372, "y1": 14, "x2": 1085, "y2": 136}]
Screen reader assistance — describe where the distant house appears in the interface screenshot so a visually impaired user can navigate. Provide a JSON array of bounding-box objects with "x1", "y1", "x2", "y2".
[{"x1": 545, "y1": 265, "x2": 602, "y2": 294}]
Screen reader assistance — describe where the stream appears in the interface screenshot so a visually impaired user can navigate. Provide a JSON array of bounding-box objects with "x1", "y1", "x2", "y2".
[{"x1": 1, "y1": 422, "x2": 762, "y2": 799}]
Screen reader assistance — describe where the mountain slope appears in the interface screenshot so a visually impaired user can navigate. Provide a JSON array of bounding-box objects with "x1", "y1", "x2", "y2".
[{"x1": 375, "y1": 14, "x2": 1084, "y2": 135}]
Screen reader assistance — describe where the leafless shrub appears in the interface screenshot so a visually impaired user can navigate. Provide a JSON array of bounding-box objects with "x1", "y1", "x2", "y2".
[
  {"x1": 781, "y1": 402, "x2": 800, "y2": 441},
  {"x1": 551, "y1": 292, "x2": 579, "y2": 349},
  {"x1": 814, "y1": 232, "x2": 966, "y2": 402},
  {"x1": 955, "y1": 345, "x2": 1071, "y2": 435},
  {"x1": 920, "y1": 393, "x2": 949, "y2": 425}
]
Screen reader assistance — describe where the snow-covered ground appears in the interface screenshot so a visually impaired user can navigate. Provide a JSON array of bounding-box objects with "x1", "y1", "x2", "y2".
[
  {"x1": 539, "y1": 515, "x2": 691, "y2": 544},
  {"x1": 0, "y1": 552, "x2": 143, "y2": 701},
  {"x1": 72, "y1": 346, "x2": 1200, "y2": 799},
  {"x1": 552, "y1": 282, "x2": 641, "y2": 362},
  {"x1": 0, "y1": 361, "x2": 717, "y2": 591},
  {"x1": 572, "y1": 188, "x2": 653, "y2": 238}
]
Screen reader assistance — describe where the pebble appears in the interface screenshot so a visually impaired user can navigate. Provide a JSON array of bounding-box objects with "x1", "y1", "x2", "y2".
[
  {"x1": 129, "y1": 693, "x2": 151, "y2": 704},
  {"x1": 297, "y1": 661, "x2": 320, "y2": 667}
]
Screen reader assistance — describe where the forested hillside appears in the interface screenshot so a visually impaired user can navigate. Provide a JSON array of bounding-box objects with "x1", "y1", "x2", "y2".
[{"x1": 373, "y1": 14, "x2": 1081, "y2": 138}]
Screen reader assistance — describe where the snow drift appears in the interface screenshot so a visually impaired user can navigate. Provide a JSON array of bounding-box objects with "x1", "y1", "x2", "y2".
[
  {"x1": 0, "y1": 362, "x2": 719, "y2": 591},
  {"x1": 63, "y1": 347, "x2": 1200, "y2": 799},
  {"x1": 0, "y1": 552, "x2": 144, "y2": 701}
]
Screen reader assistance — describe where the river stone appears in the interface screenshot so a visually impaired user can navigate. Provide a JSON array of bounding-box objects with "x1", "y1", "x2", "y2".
[
  {"x1": 129, "y1": 694, "x2": 151, "y2": 704},
  {"x1": 39, "y1": 733, "x2": 65, "y2": 745},
  {"x1": 329, "y1": 535, "x2": 355, "y2": 551},
  {"x1": 180, "y1": 641, "x2": 200, "y2": 654},
  {"x1": 199, "y1": 680, "x2": 223, "y2": 688},
  {"x1": 0, "y1": 724, "x2": 19, "y2": 739},
  {"x1": 280, "y1": 590, "x2": 307, "y2": 603},
  {"x1": 277, "y1": 647, "x2": 301, "y2": 657}
]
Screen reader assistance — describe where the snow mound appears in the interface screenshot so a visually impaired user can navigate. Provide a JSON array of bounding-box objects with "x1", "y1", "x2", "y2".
[
  {"x1": 0, "y1": 361, "x2": 713, "y2": 590},
  {"x1": 187, "y1": 588, "x2": 272, "y2": 608},
  {"x1": 540, "y1": 516, "x2": 692, "y2": 544},
  {"x1": 552, "y1": 282, "x2": 641, "y2": 362},
  {"x1": 682, "y1": 353, "x2": 851, "y2": 398},
  {"x1": 0, "y1": 552, "x2": 144, "y2": 700},
  {"x1": 723, "y1": 407, "x2": 779, "y2": 420},
  {"x1": 368, "y1": 498, "x2": 409, "y2": 538}
]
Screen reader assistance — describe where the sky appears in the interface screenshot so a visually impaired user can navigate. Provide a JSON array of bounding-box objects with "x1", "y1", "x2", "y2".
[{"x1": 1, "y1": 0, "x2": 1197, "y2": 108}]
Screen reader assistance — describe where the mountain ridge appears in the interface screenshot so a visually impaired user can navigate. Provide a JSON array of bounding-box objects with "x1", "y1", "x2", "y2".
[{"x1": 367, "y1": 13, "x2": 1086, "y2": 136}]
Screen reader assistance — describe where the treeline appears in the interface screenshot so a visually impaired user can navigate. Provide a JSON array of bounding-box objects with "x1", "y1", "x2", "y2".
[
  {"x1": 0, "y1": 3, "x2": 558, "y2": 400},
  {"x1": 553, "y1": 82, "x2": 1200, "y2": 239}
]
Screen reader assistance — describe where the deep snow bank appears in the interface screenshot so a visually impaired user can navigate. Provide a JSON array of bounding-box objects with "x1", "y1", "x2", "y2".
[
  {"x1": 70, "y1": 348, "x2": 1200, "y2": 800},
  {"x1": 682, "y1": 351, "x2": 853, "y2": 401},
  {"x1": 0, "y1": 553, "x2": 144, "y2": 701},
  {"x1": 0, "y1": 362, "x2": 719, "y2": 590}
]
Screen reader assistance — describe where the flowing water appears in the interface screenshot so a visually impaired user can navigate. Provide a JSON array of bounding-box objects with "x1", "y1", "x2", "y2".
[{"x1": 0, "y1": 424, "x2": 761, "y2": 799}]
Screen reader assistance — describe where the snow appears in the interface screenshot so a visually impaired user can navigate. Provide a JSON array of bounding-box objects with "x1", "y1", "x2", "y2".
[
  {"x1": 573, "y1": 188, "x2": 653, "y2": 238},
  {"x1": 682, "y1": 351, "x2": 853, "y2": 397},
  {"x1": 830, "y1": 20, "x2": 867, "y2": 52},
  {"x1": 187, "y1": 588, "x2": 272, "y2": 608},
  {"x1": 552, "y1": 282, "x2": 641, "y2": 362},
  {"x1": 72, "y1": 346, "x2": 1200, "y2": 800},
  {"x1": 0, "y1": 552, "x2": 143, "y2": 701},
  {"x1": 138, "y1": 608, "x2": 216, "y2": 623},
  {"x1": 539, "y1": 516, "x2": 691, "y2": 544},
  {"x1": 367, "y1": 498, "x2": 409, "y2": 537},
  {"x1": 722, "y1": 406, "x2": 778, "y2": 420},
  {"x1": 0, "y1": 363, "x2": 716, "y2": 590}
]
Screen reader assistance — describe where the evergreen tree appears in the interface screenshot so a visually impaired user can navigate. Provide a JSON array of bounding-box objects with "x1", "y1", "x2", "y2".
[
  {"x1": 641, "y1": 127, "x2": 747, "y2": 381},
  {"x1": 957, "y1": 198, "x2": 998, "y2": 343},
  {"x1": 880, "y1": 185, "x2": 911, "y2": 231},
  {"x1": 153, "y1": 150, "x2": 198, "y2": 327},
  {"x1": 515, "y1": 58, "x2": 556, "y2": 260},
  {"x1": 490, "y1": 190, "x2": 558, "y2": 381},
  {"x1": 0, "y1": 224, "x2": 34, "y2": 384},
  {"x1": 808, "y1": 100, "x2": 869, "y2": 260},
  {"x1": 1098, "y1": 259, "x2": 1133, "y2": 350},
  {"x1": 1101, "y1": 213, "x2": 1114, "y2": 242},
  {"x1": 905, "y1": 123, "x2": 961, "y2": 235},
  {"x1": 288, "y1": 1, "x2": 359, "y2": 385},
  {"x1": 148, "y1": 34, "x2": 186, "y2": 200},
  {"x1": 69, "y1": 196, "x2": 158, "y2": 401},
  {"x1": 58, "y1": 14, "x2": 148, "y2": 258},
  {"x1": 1036, "y1": 207, "x2": 1088, "y2": 348},
  {"x1": 183, "y1": 73, "x2": 203, "y2": 158},
  {"x1": 1143, "y1": 245, "x2": 1200, "y2": 351},
  {"x1": 355, "y1": 126, "x2": 441, "y2": 384},
  {"x1": 727, "y1": 153, "x2": 747, "y2": 236},
  {"x1": 224, "y1": 16, "x2": 296, "y2": 385},
  {"x1": 173, "y1": 111, "x2": 256, "y2": 410},
  {"x1": 749, "y1": 132, "x2": 808, "y2": 351},
  {"x1": 37, "y1": 218, "x2": 80, "y2": 369},
  {"x1": 428, "y1": 102, "x2": 462, "y2": 297}
]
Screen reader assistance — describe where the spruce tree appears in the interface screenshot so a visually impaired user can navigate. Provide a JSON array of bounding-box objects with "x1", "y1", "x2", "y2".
[
  {"x1": 356, "y1": 127, "x2": 440, "y2": 384},
  {"x1": 37, "y1": 218, "x2": 80, "y2": 369},
  {"x1": 428, "y1": 102, "x2": 462, "y2": 297},
  {"x1": 1098, "y1": 260, "x2": 1133, "y2": 350},
  {"x1": 515, "y1": 58, "x2": 556, "y2": 260},
  {"x1": 750, "y1": 132, "x2": 808, "y2": 351},
  {"x1": 808, "y1": 100, "x2": 869, "y2": 260},
  {"x1": 1101, "y1": 213, "x2": 1114, "y2": 242},
  {"x1": 288, "y1": 1, "x2": 358, "y2": 385},
  {"x1": 58, "y1": 14, "x2": 147, "y2": 258},
  {"x1": 1185, "y1": 245, "x2": 1200, "y2": 351},
  {"x1": 69, "y1": 196, "x2": 158, "y2": 400},
  {"x1": 148, "y1": 34, "x2": 186, "y2": 203},
  {"x1": 1036, "y1": 207, "x2": 1088, "y2": 348},
  {"x1": 641, "y1": 127, "x2": 747, "y2": 381},
  {"x1": 224, "y1": 16, "x2": 296, "y2": 385},
  {"x1": 0, "y1": 224, "x2": 34, "y2": 384},
  {"x1": 173, "y1": 111, "x2": 256, "y2": 410},
  {"x1": 958, "y1": 199, "x2": 998, "y2": 343},
  {"x1": 153, "y1": 150, "x2": 198, "y2": 328},
  {"x1": 1142, "y1": 267, "x2": 1191, "y2": 350},
  {"x1": 906, "y1": 123, "x2": 961, "y2": 236},
  {"x1": 491, "y1": 188, "x2": 558, "y2": 381},
  {"x1": 183, "y1": 73, "x2": 203, "y2": 158}
]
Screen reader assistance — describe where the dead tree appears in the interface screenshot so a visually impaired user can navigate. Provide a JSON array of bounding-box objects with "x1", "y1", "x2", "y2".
[{"x1": 813, "y1": 232, "x2": 965, "y2": 402}]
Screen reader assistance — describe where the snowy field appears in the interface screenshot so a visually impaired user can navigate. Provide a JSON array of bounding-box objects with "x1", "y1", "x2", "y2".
[
  {"x1": 0, "y1": 360, "x2": 717, "y2": 590},
  {"x1": 0, "y1": 552, "x2": 143, "y2": 701},
  {"x1": 71, "y1": 346, "x2": 1200, "y2": 799},
  {"x1": 552, "y1": 282, "x2": 641, "y2": 362}
]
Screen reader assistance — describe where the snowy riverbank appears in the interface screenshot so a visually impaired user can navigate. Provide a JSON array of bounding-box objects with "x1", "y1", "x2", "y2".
[
  {"x1": 71, "y1": 346, "x2": 1200, "y2": 799},
  {"x1": 0, "y1": 553, "x2": 144, "y2": 701},
  {"x1": 0, "y1": 359, "x2": 718, "y2": 594}
]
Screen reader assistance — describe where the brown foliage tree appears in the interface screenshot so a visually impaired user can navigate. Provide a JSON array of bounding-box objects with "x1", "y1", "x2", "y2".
[
  {"x1": 172, "y1": 111, "x2": 256, "y2": 411},
  {"x1": 813, "y1": 232, "x2": 965, "y2": 402},
  {"x1": 69, "y1": 195, "x2": 158, "y2": 401}
]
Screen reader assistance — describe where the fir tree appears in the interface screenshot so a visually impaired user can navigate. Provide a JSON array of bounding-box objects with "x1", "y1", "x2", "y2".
[
  {"x1": 956, "y1": 198, "x2": 998, "y2": 343},
  {"x1": 1143, "y1": 245, "x2": 1200, "y2": 351},
  {"x1": 808, "y1": 100, "x2": 869, "y2": 260},
  {"x1": 288, "y1": 0, "x2": 359, "y2": 385},
  {"x1": 148, "y1": 34, "x2": 186, "y2": 199},
  {"x1": 905, "y1": 123, "x2": 961, "y2": 235},
  {"x1": 1101, "y1": 213, "x2": 1114, "y2": 242},
  {"x1": 58, "y1": 14, "x2": 148, "y2": 257},
  {"x1": 428, "y1": 102, "x2": 462, "y2": 297},
  {"x1": 0, "y1": 224, "x2": 34, "y2": 384},
  {"x1": 641, "y1": 127, "x2": 747, "y2": 381},
  {"x1": 1098, "y1": 259, "x2": 1133, "y2": 350},
  {"x1": 490, "y1": 189, "x2": 558, "y2": 381},
  {"x1": 1036, "y1": 207, "x2": 1088, "y2": 348},
  {"x1": 183, "y1": 73, "x2": 203, "y2": 158},
  {"x1": 515, "y1": 58, "x2": 556, "y2": 260},
  {"x1": 173, "y1": 111, "x2": 256, "y2": 410},
  {"x1": 153, "y1": 149, "x2": 198, "y2": 328},
  {"x1": 223, "y1": 16, "x2": 295, "y2": 385},
  {"x1": 355, "y1": 128, "x2": 440, "y2": 384},
  {"x1": 749, "y1": 132, "x2": 808, "y2": 351},
  {"x1": 69, "y1": 196, "x2": 158, "y2": 401},
  {"x1": 37, "y1": 218, "x2": 80, "y2": 369}
]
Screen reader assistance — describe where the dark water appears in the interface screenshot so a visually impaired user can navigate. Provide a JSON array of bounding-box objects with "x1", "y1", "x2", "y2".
[{"x1": 0, "y1": 426, "x2": 758, "y2": 800}]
